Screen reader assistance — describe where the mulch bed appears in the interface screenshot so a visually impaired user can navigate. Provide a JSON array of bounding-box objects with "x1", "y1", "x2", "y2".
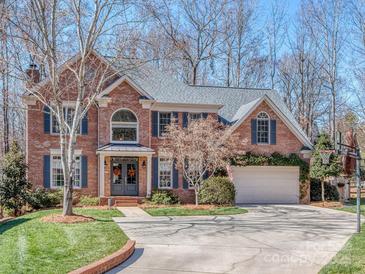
[
  {"x1": 75, "y1": 206, "x2": 113, "y2": 210},
  {"x1": 311, "y1": 201, "x2": 343, "y2": 209},
  {"x1": 41, "y1": 214, "x2": 95, "y2": 224}
]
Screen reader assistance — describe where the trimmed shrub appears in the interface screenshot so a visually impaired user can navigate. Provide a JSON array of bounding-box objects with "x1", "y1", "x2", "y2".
[
  {"x1": 151, "y1": 190, "x2": 179, "y2": 205},
  {"x1": 79, "y1": 195, "x2": 100, "y2": 206},
  {"x1": 310, "y1": 179, "x2": 339, "y2": 201},
  {"x1": 0, "y1": 142, "x2": 31, "y2": 216},
  {"x1": 27, "y1": 188, "x2": 62, "y2": 209},
  {"x1": 199, "y1": 177, "x2": 235, "y2": 205}
]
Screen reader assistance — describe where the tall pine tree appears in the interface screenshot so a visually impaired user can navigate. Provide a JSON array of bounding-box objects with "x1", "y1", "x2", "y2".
[
  {"x1": 0, "y1": 142, "x2": 30, "y2": 216},
  {"x1": 310, "y1": 134, "x2": 342, "y2": 202}
]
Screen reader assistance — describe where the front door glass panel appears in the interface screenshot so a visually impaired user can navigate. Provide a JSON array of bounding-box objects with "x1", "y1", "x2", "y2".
[{"x1": 111, "y1": 158, "x2": 138, "y2": 196}]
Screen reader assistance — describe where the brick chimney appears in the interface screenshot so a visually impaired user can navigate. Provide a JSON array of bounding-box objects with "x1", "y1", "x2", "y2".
[{"x1": 26, "y1": 63, "x2": 40, "y2": 85}]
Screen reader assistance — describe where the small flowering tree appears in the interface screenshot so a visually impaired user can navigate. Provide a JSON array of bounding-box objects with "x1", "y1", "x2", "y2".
[{"x1": 160, "y1": 117, "x2": 245, "y2": 205}]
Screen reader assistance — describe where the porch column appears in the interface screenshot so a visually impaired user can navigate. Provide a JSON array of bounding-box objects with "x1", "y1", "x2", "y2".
[
  {"x1": 99, "y1": 154, "x2": 105, "y2": 196},
  {"x1": 146, "y1": 155, "x2": 152, "y2": 198}
]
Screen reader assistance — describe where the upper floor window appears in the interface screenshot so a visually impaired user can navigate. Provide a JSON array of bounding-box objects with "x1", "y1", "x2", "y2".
[
  {"x1": 189, "y1": 113, "x2": 203, "y2": 121},
  {"x1": 257, "y1": 112, "x2": 270, "y2": 144},
  {"x1": 159, "y1": 112, "x2": 172, "y2": 136},
  {"x1": 111, "y1": 109, "x2": 138, "y2": 143},
  {"x1": 52, "y1": 107, "x2": 81, "y2": 134},
  {"x1": 52, "y1": 106, "x2": 81, "y2": 134}
]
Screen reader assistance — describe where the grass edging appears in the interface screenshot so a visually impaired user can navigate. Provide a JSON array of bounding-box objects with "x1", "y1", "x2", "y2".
[
  {"x1": 0, "y1": 217, "x2": 14, "y2": 225},
  {"x1": 69, "y1": 240, "x2": 135, "y2": 274}
]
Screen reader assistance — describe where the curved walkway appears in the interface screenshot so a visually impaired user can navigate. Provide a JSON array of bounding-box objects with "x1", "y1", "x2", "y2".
[{"x1": 108, "y1": 205, "x2": 359, "y2": 274}]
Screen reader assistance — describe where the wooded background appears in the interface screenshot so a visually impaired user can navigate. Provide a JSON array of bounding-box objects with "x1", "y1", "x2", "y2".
[{"x1": 0, "y1": 0, "x2": 364, "y2": 157}]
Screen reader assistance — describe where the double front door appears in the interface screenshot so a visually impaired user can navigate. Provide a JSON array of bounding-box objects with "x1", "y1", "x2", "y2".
[{"x1": 111, "y1": 157, "x2": 138, "y2": 196}]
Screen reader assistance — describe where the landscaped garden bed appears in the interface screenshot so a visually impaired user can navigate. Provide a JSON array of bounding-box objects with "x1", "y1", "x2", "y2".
[
  {"x1": 310, "y1": 201, "x2": 344, "y2": 209},
  {"x1": 0, "y1": 208, "x2": 128, "y2": 274},
  {"x1": 141, "y1": 204, "x2": 248, "y2": 216},
  {"x1": 335, "y1": 198, "x2": 365, "y2": 215}
]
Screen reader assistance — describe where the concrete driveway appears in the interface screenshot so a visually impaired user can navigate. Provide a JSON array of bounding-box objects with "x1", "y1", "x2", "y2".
[{"x1": 108, "y1": 205, "x2": 358, "y2": 274}]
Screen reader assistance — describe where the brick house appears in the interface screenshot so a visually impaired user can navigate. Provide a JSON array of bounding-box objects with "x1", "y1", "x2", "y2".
[{"x1": 22, "y1": 52, "x2": 313, "y2": 205}]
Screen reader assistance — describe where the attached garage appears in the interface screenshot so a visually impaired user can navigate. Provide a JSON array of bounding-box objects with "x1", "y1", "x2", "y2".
[{"x1": 231, "y1": 166, "x2": 300, "y2": 204}]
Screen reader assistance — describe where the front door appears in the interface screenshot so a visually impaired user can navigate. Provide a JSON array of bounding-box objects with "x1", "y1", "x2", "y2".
[{"x1": 111, "y1": 158, "x2": 138, "y2": 196}]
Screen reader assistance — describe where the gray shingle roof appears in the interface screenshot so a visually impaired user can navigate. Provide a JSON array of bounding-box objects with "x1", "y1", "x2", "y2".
[
  {"x1": 97, "y1": 143, "x2": 154, "y2": 153},
  {"x1": 107, "y1": 58, "x2": 312, "y2": 147}
]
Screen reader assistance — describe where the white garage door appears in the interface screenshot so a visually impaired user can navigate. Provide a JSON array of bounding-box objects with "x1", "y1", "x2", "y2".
[{"x1": 231, "y1": 166, "x2": 300, "y2": 204}]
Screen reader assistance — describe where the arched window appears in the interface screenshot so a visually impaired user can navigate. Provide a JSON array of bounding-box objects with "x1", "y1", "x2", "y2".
[
  {"x1": 257, "y1": 112, "x2": 270, "y2": 144},
  {"x1": 111, "y1": 109, "x2": 138, "y2": 143}
]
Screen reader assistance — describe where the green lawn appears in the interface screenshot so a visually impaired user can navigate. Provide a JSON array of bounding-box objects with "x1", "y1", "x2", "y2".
[
  {"x1": 0, "y1": 208, "x2": 127, "y2": 274},
  {"x1": 336, "y1": 198, "x2": 365, "y2": 215},
  {"x1": 143, "y1": 206, "x2": 248, "y2": 216},
  {"x1": 320, "y1": 199, "x2": 365, "y2": 274},
  {"x1": 320, "y1": 224, "x2": 365, "y2": 274}
]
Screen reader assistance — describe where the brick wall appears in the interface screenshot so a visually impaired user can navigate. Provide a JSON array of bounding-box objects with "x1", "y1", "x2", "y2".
[
  {"x1": 27, "y1": 101, "x2": 98, "y2": 196},
  {"x1": 98, "y1": 82, "x2": 150, "y2": 147},
  {"x1": 27, "y1": 69, "x2": 306, "y2": 202},
  {"x1": 233, "y1": 101, "x2": 303, "y2": 155}
]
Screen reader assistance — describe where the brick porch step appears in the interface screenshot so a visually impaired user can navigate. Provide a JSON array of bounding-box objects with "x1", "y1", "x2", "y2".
[
  {"x1": 113, "y1": 196, "x2": 141, "y2": 207},
  {"x1": 100, "y1": 196, "x2": 143, "y2": 206}
]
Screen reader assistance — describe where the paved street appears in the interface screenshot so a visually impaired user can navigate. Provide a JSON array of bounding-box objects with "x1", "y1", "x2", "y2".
[{"x1": 108, "y1": 205, "x2": 358, "y2": 274}]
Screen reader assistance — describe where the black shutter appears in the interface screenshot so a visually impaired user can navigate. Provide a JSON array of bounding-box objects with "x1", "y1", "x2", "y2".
[
  {"x1": 203, "y1": 171, "x2": 209, "y2": 180},
  {"x1": 172, "y1": 112, "x2": 179, "y2": 123},
  {"x1": 270, "y1": 119, "x2": 276, "y2": 145},
  {"x1": 44, "y1": 106, "x2": 51, "y2": 134},
  {"x1": 43, "y1": 155, "x2": 51, "y2": 188},
  {"x1": 251, "y1": 119, "x2": 257, "y2": 144},
  {"x1": 152, "y1": 111, "x2": 158, "y2": 137},
  {"x1": 173, "y1": 161, "x2": 179, "y2": 189},
  {"x1": 183, "y1": 112, "x2": 188, "y2": 128},
  {"x1": 81, "y1": 112, "x2": 88, "y2": 135},
  {"x1": 81, "y1": 156, "x2": 88, "y2": 188},
  {"x1": 152, "y1": 157, "x2": 159, "y2": 189},
  {"x1": 202, "y1": 112, "x2": 208, "y2": 119}
]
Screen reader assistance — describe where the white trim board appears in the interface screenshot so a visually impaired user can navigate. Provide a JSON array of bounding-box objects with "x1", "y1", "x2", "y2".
[
  {"x1": 97, "y1": 75, "x2": 153, "y2": 99},
  {"x1": 96, "y1": 151, "x2": 155, "y2": 157}
]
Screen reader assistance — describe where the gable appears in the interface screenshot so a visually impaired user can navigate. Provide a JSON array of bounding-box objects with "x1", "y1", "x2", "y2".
[
  {"x1": 231, "y1": 97, "x2": 312, "y2": 149},
  {"x1": 97, "y1": 75, "x2": 153, "y2": 100}
]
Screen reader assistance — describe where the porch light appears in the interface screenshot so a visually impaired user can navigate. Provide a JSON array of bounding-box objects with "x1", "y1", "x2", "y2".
[{"x1": 142, "y1": 160, "x2": 146, "y2": 167}]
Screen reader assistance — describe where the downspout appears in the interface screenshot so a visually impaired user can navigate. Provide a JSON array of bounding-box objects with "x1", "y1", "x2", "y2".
[{"x1": 95, "y1": 101, "x2": 100, "y2": 196}]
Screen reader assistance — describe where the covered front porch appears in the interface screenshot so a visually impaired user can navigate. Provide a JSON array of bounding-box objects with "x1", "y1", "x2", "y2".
[{"x1": 97, "y1": 144, "x2": 154, "y2": 201}]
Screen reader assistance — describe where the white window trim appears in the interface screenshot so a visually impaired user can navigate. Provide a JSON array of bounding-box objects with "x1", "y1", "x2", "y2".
[
  {"x1": 256, "y1": 111, "x2": 270, "y2": 145},
  {"x1": 189, "y1": 112, "x2": 203, "y2": 121},
  {"x1": 50, "y1": 153, "x2": 82, "y2": 189},
  {"x1": 50, "y1": 106, "x2": 82, "y2": 135},
  {"x1": 110, "y1": 108, "x2": 139, "y2": 144},
  {"x1": 158, "y1": 112, "x2": 172, "y2": 138},
  {"x1": 158, "y1": 157, "x2": 173, "y2": 189},
  {"x1": 188, "y1": 112, "x2": 203, "y2": 127}
]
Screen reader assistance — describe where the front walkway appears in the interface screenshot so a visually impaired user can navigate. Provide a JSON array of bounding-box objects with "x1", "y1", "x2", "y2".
[
  {"x1": 117, "y1": 207, "x2": 151, "y2": 217},
  {"x1": 108, "y1": 205, "x2": 359, "y2": 274}
]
